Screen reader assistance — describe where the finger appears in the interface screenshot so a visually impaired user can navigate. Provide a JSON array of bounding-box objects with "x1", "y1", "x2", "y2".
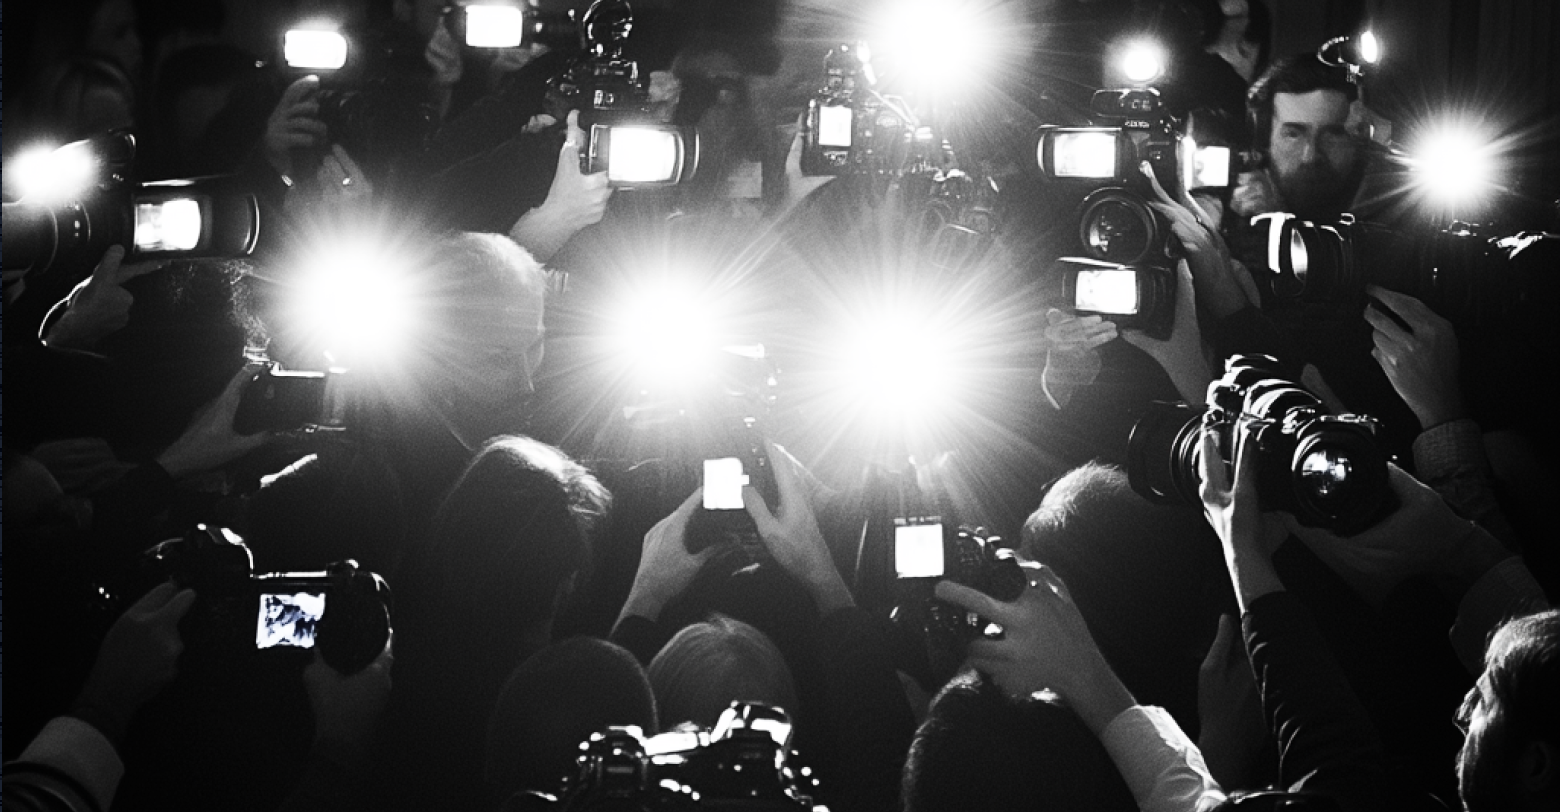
[
  {"x1": 152, "y1": 588, "x2": 199, "y2": 624},
  {"x1": 1363, "y1": 303, "x2": 1411, "y2": 345},
  {"x1": 1033, "y1": 565, "x2": 1072, "y2": 603},
  {"x1": 285, "y1": 100, "x2": 322, "y2": 118},
  {"x1": 319, "y1": 152, "x2": 346, "y2": 183},
  {"x1": 740, "y1": 484, "x2": 783, "y2": 539},
  {"x1": 1231, "y1": 419, "x2": 1260, "y2": 498},
  {"x1": 284, "y1": 119, "x2": 329, "y2": 138},
  {"x1": 113, "y1": 258, "x2": 166, "y2": 284},
  {"x1": 670, "y1": 486, "x2": 704, "y2": 526},
  {"x1": 763, "y1": 440, "x2": 812, "y2": 515},
  {"x1": 934, "y1": 579, "x2": 1013, "y2": 624},
  {"x1": 331, "y1": 145, "x2": 365, "y2": 181},
  {"x1": 1045, "y1": 308, "x2": 1071, "y2": 326},
  {"x1": 91, "y1": 245, "x2": 126, "y2": 283},
  {"x1": 1119, "y1": 329, "x2": 1156, "y2": 351},
  {"x1": 277, "y1": 133, "x2": 325, "y2": 150},
  {"x1": 279, "y1": 75, "x2": 322, "y2": 107},
  {"x1": 1364, "y1": 285, "x2": 1430, "y2": 324},
  {"x1": 1080, "y1": 327, "x2": 1118, "y2": 349},
  {"x1": 1174, "y1": 258, "x2": 1196, "y2": 307},
  {"x1": 1198, "y1": 426, "x2": 1229, "y2": 499},
  {"x1": 1141, "y1": 160, "x2": 1179, "y2": 209},
  {"x1": 131, "y1": 580, "x2": 181, "y2": 614}
]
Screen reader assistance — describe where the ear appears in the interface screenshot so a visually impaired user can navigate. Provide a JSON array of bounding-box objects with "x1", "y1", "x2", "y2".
[{"x1": 1518, "y1": 740, "x2": 1557, "y2": 794}]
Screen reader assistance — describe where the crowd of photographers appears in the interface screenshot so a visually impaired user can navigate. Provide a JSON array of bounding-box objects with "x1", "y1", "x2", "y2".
[{"x1": 5, "y1": 1, "x2": 1560, "y2": 811}]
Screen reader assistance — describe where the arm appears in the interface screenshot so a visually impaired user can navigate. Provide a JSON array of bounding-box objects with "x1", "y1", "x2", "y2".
[
  {"x1": 936, "y1": 571, "x2": 1225, "y2": 812},
  {"x1": 1119, "y1": 259, "x2": 1214, "y2": 406},
  {"x1": 1040, "y1": 309, "x2": 1116, "y2": 411},
  {"x1": 612, "y1": 488, "x2": 718, "y2": 663},
  {"x1": 277, "y1": 644, "x2": 394, "y2": 812}
]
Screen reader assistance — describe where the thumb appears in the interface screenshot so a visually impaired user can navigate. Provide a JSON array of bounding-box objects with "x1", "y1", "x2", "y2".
[
  {"x1": 557, "y1": 110, "x2": 587, "y2": 175},
  {"x1": 150, "y1": 588, "x2": 199, "y2": 627},
  {"x1": 91, "y1": 245, "x2": 127, "y2": 284},
  {"x1": 1119, "y1": 328, "x2": 1156, "y2": 352},
  {"x1": 740, "y1": 484, "x2": 782, "y2": 539},
  {"x1": 282, "y1": 75, "x2": 321, "y2": 106}
]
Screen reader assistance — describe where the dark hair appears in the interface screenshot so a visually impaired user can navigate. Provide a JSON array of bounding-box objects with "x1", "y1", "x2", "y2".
[
  {"x1": 485, "y1": 637, "x2": 657, "y2": 797},
  {"x1": 1481, "y1": 609, "x2": 1560, "y2": 748},
  {"x1": 648, "y1": 613, "x2": 798, "y2": 729},
  {"x1": 1020, "y1": 462, "x2": 1232, "y2": 735},
  {"x1": 1246, "y1": 0, "x2": 1273, "y2": 79},
  {"x1": 902, "y1": 671, "x2": 1138, "y2": 812},
  {"x1": 1247, "y1": 52, "x2": 1358, "y2": 149}
]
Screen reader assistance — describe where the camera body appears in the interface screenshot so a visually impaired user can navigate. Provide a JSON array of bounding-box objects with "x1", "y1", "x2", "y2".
[
  {"x1": 516, "y1": 702, "x2": 817, "y2": 811},
  {"x1": 444, "y1": 0, "x2": 580, "y2": 50},
  {"x1": 1057, "y1": 256, "x2": 1176, "y2": 339},
  {"x1": 801, "y1": 42, "x2": 908, "y2": 178},
  {"x1": 1254, "y1": 213, "x2": 1559, "y2": 327},
  {"x1": 892, "y1": 523, "x2": 1027, "y2": 682},
  {"x1": 233, "y1": 364, "x2": 353, "y2": 435},
  {"x1": 687, "y1": 414, "x2": 782, "y2": 554},
  {"x1": 1127, "y1": 355, "x2": 1393, "y2": 535},
  {"x1": 144, "y1": 525, "x2": 391, "y2": 674}
]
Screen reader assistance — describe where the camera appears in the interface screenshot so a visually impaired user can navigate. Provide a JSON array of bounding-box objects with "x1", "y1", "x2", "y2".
[
  {"x1": 545, "y1": 0, "x2": 698, "y2": 187},
  {"x1": 510, "y1": 701, "x2": 818, "y2": 811},
  {"x1": 891, "y1": 522, "x2": 1027, "y2": 683},
  {"x1": 1253, "y1": 212, "x2": 1560, "y2": 327},
  {"x1": 281, "y1": 24, "x2": 440, "y2": 178},
  {"x1": 800, "y1": 42, "x2": 910, "y2": 179},
  {"x1": 445, "y1": 1, "x2": 579, "y2": 50},
  {"x1": 1127, "y1": 354, "x2": 1393, "y2": 535},
  {"x1": 1056, "y1": 256, "x2": 1176, "y2": 339},
  {"x1": 1, "y1": 133, "x2": 260, "y2": 289},
  {"x1": 233, "y1": 364, "x2": 354, "y2": 436},
  {"x1": 141, "y1": 524, "x2": 392, "y2": 674}
]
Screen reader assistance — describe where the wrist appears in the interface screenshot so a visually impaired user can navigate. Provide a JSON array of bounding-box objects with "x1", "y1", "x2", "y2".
[
  {"x1": 1434, "y1": 525, "x2": 1510, "y2": 599},
  {"x1": 621, "y1": 582, "x2": 672, "y2": 624},
  {"x1": 1066, "y1": 666, "x2": 1136, "y2": 737}
]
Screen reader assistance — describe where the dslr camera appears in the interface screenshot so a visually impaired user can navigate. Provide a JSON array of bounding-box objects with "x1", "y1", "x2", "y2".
[
  {"x1": 2, "y1": 132, "x2": 260, "y2": 290},
  {"x1": 1127, "y1": 354, "x2": 1393, "y2": 535},
  {"x1": 545, "y1": 0, "x2": 698, "y2": 187},
  {"x1": 233, "y1": 363, "x2": 354, "y2": 435},
  {"x1": 140, "y1": 524, "x2": 391, "y2": 674},
  {"x1": 444, "y1": 0, "x2": 580, "y2": 50},
  {"x1": 891, "y1": 521, "x2": 1027, "y2": 683},
  {"x1": 800, "y1": 42, "x2": 910, "y2": 178},
  {"x1": 511, "y1": 701, "x2": 819, "y2": 811},
  {"x1": 1254, "y1": 212, "x2": 1560, "y2": 328}
]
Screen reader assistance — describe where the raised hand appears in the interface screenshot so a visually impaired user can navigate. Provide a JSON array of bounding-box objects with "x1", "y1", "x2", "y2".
[
  {"x1": 619, "y1": 487, "x2": 720, "y2": 623},
  {"x1": 742, "y1": 443, "x2": 854, "y2": 614},
  {"x1": 1121, "y1": 259, "x2": 1214, "y2": 405},
  {"x1": 44, "y1": 245, "x2": 164, "y2": 351},
  {"x1": 76, "y1": 582, "x2": 198, "y2": 736},
  {"x1": 156, "y1": 362, "x2": 273, "y2": 479},
  {"x1": 508, "y1": 110, "x2": 613, "y2": 261},
  {"x1": 264, "y1": 75, "x2": 327, "y2": 179},
  {"x1": 1363, "y1": 285, "x2": 1465, "y2": 429}
]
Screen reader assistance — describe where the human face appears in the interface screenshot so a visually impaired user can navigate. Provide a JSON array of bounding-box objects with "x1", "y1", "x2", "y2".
[
  {"x1": 1268, "y1": 89, "x2": 1362, "y2": 219},
  {"x1": 1457, "y1": 673, "x2": 1518, "y2": 812},
  {"x1": 87, "y1": 0, "x2": 143, "y2": 78}
]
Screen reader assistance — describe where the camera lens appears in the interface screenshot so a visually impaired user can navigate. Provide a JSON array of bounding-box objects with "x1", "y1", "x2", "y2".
[
  {"x1": 1079, "y1": 189, "x2": 1158, "y2": 264},
  {"x1": 1127, "y1": 401, "x2": 1204, "y2": 505},
  {"x1": 1298, "y1": 447, "x2": 1352, "y2": 496}
]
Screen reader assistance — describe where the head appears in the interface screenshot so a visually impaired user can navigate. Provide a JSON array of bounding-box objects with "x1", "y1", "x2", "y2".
[
  {"x1": 648, "y1": 613, "x2": 798, "y2": 730},
  {"x1": 1205, "y1": 0, "x2": 1270, "y2": 83},
  {"x1": 1019, "y1": 462, "x2": 1232, "y2": 733},
  {"x1": 1248, "y1": 53, "x2": 1364, "y2": 220},
  {"x1": 485, "y1": 637, "x2": 657, "y2": 797},
  {"x1": 1458, "y1": 609, "x2": 1560, "y2": 812},
  {"x1": 903, "y1": 671, "x2": 1138, "y2": 812},
  {"x1": 415, "y1": 233, "x2": 549, "y2": 449}
]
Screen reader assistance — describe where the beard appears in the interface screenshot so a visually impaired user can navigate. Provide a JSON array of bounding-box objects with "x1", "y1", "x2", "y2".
[{"x1": 1275, "y1": 159, "x2": 1363, "y2": 222}]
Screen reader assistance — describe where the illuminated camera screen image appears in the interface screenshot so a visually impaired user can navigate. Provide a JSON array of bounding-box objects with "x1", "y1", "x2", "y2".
[
  {"x1": 1074, "y1": 269, "x2": 1140, "y2": 314},
  {"x1": 134, "y1": 198, "x2": 204, "y2": 252},
  {"x1": 465, "y1": 4, "x2": 526, "y2": 47},
  {"x1": 284, "y1": 29, "x2": 348, "y2": 70},
  {"x1": 602, "y1": 126, "x2": 683, "y2": 185},
  {"x1": 894, "y1": 522, "x2": 945, "y2": 578},
  {"x1": 255, "y1": 591, "x2": 327, "y2": 649},
  {"x1": 703, "y1": 457, "x2": 749, "y2": 511},
  {"x1": 817, "y1": 105, "x2": 854, "y2": 149},
  {"x1": 1051, "y1": 130, "x2": 1119, "y2": 179}
]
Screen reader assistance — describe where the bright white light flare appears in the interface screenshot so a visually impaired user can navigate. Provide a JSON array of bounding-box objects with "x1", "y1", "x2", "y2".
[
  {"x1": 284, "y1": 29, "x2": 348, "y2": 70},
  {"x1": 1120, "y1": 39, "x2": 1167, "y2": 84},
  {"x1": 11, "y1": 143, "x2": 99, "y2": 203},
  {"x1": 1411, "y1": 126, "x2": 1497, "y2": 207}
]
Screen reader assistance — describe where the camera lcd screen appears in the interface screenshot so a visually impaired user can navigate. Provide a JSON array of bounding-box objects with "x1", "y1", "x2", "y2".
[
  {"x1": 818, "y1": 105, "x2": 853, "y2": 148},
  {"x1": 1051, "y1": 131, "x2": 1119, "y2": 178},
  {"x1": 606, "y1": 127, "x2": 680, "y2": 184},
  {"x1": 465, "y1": 5, "x2": 526, "y2": 48},
  {"x1": 255, "y1": 591, "x2": 326, "y2": 649},
  {"x1": 703, "y1": 457, "x2": 749, "y2": 511},
  {"x1": 283, "y1": 30, "x2": 348, "y2": 70},
  {"x1": 1075, "y1": 269, "x2": 1140, "y2": 314},
  {"x1": 1191, "y1": 145, "x2": 1232, "y2": 189},
  {"x1": 134, "y1": 198, "x2": 203, "y2": 252},
  {"x1": 894, "y1": 523, "x2": 945, "y2": 578}
]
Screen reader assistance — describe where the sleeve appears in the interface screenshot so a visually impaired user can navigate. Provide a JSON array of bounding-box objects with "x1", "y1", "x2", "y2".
[
  {"x1": 811, "y1": 607, "x2": 918, "y2": 812},
  {"x1": 1241, "y1": 592, "x2": 1393, "y2": 812},
  {"x1": 1098, "y1": 705, "x2": 1227, "y2": 812},
  {"x1": 609, "y1": 614, "x2": 675, "y2": 667},
  {"x1": 1449, "y1": 556, "x2": 1550, "y2": 674},
  {"x1": 3, "y1": 716, "x2": 126, "y2": 812},
  {"x1": 1411, "y1": 420, "x2": 1516, "y2": 545},
  {"x1": 275, "y1": 738, "x2": 375, "y2": 812}
]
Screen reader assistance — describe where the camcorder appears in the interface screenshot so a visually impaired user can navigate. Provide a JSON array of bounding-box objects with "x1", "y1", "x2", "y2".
[
  {"x1": 1, "y1": 133, "x2": 260, "y2": 297},
  {"x1": 544, "y1": 0, "x2": 698, "y2": 187},
  {"x1": 444, "y1": 0, "x2": 580, "y2": 50},
  {"x1": 1127, "y1": 354, "x2": 1393, "y2": 535},
  {"x1": 281, "y1": 23, "x2": 440, "y2": 178},
  {"x1": 130, "y1": 525, "x2": 391, "y2": 675},
  {"x1": 800, "y1": 42, "x2": 910, "y2": 179},
  {"x1": 233, "y1": 364, "x2": 355, "y2": 436},
  {"x1": 1253, "y1": 212, "x2": 1560, "y2": 327},
  {"x1": 508, "y1": 701, "x2": 820, "y2": 811},
  {"x1": 905, "y1": 134, "x2": 1002, "y2": 272}
]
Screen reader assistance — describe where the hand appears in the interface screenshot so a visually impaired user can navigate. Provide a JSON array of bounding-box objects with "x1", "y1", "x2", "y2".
[
  {"x1": 1364, "y1": 285, "x2": 1465, "y2": 429},
  {"x1": 508, "y1": 110, "x2": 613, "y2": 261},
  {"x1": 777, "y1": 114, "x2": 834, "y2": 214},
  {"x1": 76, "y1": 582, "x2": 197, "y2": 730},
  {"x1": 1198, "y1": 422, "x2": 1285, "y2": 612},
  {"x1": 264, "y1": 75, "x2": 326, "y2": 179},
  {"x1": 1279, "y1": 464, "x2": 1507, "y2": 604},
  {"x1": 1041, "y1": 309, "x2": 1114, "y2": 408},
  {"x1": 1121, "y1": 259, "x2": 1213, "y2": 405},
  {"x1": 304, "y1": 637, "x2": 392, "y2": 761},
  {"x1": 1142, "y1": 161, "x2": 1256, "y2": 318},
  {"x1": 742, "y1": 443, "x2": 854, "y2": 614},
  {"x1": 620, "y1": 488, "x2": 719, "y2": 623},
  {"x1": 1230, "y1": 167, "x2": 1282, "y2": 218},
  {"x1": 935, "y1": 566, "x2": 1134, "y2": 735},
  {"x1": 425, "y1": 22, "x2": 463, "y2": 86},
  {"x1": 156, "y1": 362, "x2": 273, "y2": 479},
  {"x1": 314, "y1": 144, "x2": 374, "y2": 211},
  {"x1": 29, "y1": 437, "x2": 137, "y2": 494},
  {"x1": 1196, "y1": 613, "x2": 1270, "y2": 788},
  {"x1": 44, "y1": 246, "x2": 163, "y2": 351},
  {"x1": 491, "y1": 44, "x2": 546, "y2": 83}
]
